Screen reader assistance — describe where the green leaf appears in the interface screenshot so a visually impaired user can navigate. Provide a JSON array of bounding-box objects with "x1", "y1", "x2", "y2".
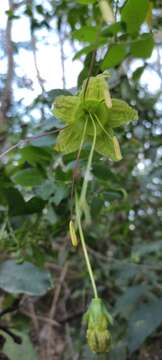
[
  {"x1": 102, "y1": 22, "x2": 124, "y2": 37},
  {"x1": 4, "y1": 332, "x2": 37, "y2": 360},
  {"x1": 36, "y1": 179, "x2": 55, "y2": 200},
  {"x1": 25, "y1": 197, "x2": 45, "y2": 214},
  {"x1": 114, "y1": 285, "x2": 149, "y2": 319},
  {"x1": 13, "y1": 168, "x2": 45, "y2": 186},
  {"x1": 102, "y1": 43, "x2": 128, "y2": 69},
  {"x1": 0, "y1": 260, "x2": 53, "y2": 295},
  {"x1": 53, "y1": 95, "x2": 79, "y2": 124},
  {"x1": 103, "y1": 189, "x2": 126, "y2": 200},
  {"x1": 121, "y1": 0, "x2": 149, "y2": 34},
  {"x1": 95, "y1": 132, "x2": 122, "y2": 161},
  {"x1": 20, "y1": 145, "x2": 51, "y2": 165},
  {"x1": 93, "y1": 163, "x2": 118, "y2": 182},
  {"x1": 55, "y1": 126, "x2": 82, "y2": 154},
  {"x1": 4, "y1": 188, "x2": 45, "y2": 215},
  {"x1": 127, "y1": 298, "x2": 162, "y2": 352},
  {"x1": 108, "y1": 99, "x2": 138, "y2": 128},
  {"x1": 131, "y1": 240, "x2": 162, "y2": 259},
  {"x1": 73, "y1": 41, "x2": 105, "y2": 60},
  {"x1": 130, "y1": 33, "x2": 154, "y2": 59},
  {"x1": 4, "y1": 187, "x2": 27, "y2": 216},
  {"x1": 132, "y1": 65, "x2": 146, "y2": 81},
  {"x1": 52, "y1": 184, "x2": 69, "y2": 205},
  {"x1": 72, "y1": 26, "x2": 98, "y2": 42},
  {"x1": 47, "y1": 88, "x2": 72, "y2": 103},
  {"x1": 109, "y1": 341, "x2": 127, "y2": 360}
]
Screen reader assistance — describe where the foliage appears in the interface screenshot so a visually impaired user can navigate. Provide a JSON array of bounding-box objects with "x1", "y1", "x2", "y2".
[{"x1": 0, "y1": 0, "x2": 162, "y2": 359}]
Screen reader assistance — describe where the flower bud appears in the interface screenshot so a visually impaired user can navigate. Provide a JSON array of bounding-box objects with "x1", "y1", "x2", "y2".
[
  {"x1": 99, "y1": 0, "x2": 115, "y2": 24},
  {"x1": 69, "y1": 220, "x2": 78, "y2": 247},
  {"x1": 84, "y1": 298, "x2": 112, "y2": 353}
]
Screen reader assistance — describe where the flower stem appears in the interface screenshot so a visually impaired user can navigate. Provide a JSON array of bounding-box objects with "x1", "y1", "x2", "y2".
[
  {"x1": 80, "y1": 112, "x2": 97, "y2": 207},
  {"x1": 94, "y1": 113, "x2": 112, "y2": 140},
  {"x1": 70, "y1": 119, "x2": 88, "y2": 217},
  {"x1": 75, "y1": 193, "x2": 98, "y2": 299}
]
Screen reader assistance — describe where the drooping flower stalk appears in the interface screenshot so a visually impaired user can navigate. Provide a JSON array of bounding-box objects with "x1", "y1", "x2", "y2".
[
  {"x1": 75, "y1": 192, "x2": 98, "y2": 299},
  {"x1": 79, "y1": 112, "x2": 97, "y2": 221},
  {"x1": 53, "y1": 73, "x2": 138, "y2": 353},
  {"x1": 74, "y1": 113, "x2": 98, "y2": 298}
]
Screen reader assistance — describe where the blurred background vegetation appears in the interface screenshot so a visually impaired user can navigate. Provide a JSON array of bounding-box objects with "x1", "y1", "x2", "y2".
[{"x1": 0, "y1": 0, "x2": 162, "y2": 359}]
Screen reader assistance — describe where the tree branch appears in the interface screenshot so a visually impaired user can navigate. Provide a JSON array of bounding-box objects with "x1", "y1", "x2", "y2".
[{"x1": 0, "y1": 0, "x2": 14, "y2": 141}]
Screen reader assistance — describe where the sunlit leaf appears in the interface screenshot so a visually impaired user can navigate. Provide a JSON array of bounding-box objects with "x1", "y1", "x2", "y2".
[
  {"x1": 130, "y1": 33, "x2": 154, "y2": 59},
  {"x1": 121, "y1": 0, "x2": 149, "y2": 34},
  {"x1": 102, "y1": 43, "x2": 128, "y2": 69}
]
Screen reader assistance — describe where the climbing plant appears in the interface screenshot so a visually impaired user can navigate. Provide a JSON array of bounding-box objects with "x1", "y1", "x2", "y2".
[{"x1": 0, "y1": 0, "x2": 162, "y2": 359}]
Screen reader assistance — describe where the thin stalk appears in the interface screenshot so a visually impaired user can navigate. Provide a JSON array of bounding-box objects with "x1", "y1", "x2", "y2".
[
  {"x1": 77, "y1": 119, "x2": 88, "y2": 163},
  {"x1": 75, "y1": 193, "x2": 98, "y2": 299},
  {"x1": 94, "y1": 113, "x2": 112, "y2": 140},
  {"x1": 80, "y1": 113, "x2": 97, "y2": 207},
  {"x1": 70, "y1": 119, "x2": 88, "y2": 217}
]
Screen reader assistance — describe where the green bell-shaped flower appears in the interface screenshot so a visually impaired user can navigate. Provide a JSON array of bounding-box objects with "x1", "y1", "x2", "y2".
[
  {"x1": 84, "y1": 298, "x2": 112, "y2": 353},
  {"x1": 52, "y1": 73, "x2": 138, "y2": 161}
]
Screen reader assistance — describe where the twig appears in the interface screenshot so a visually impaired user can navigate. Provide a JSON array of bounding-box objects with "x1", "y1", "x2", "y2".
[
  {"x1": 0, "y1": 0, "x2": 14, "y2": 142},
  {"x1": 59, "y1": 310, "x2": 84, "y2": 324},
  {"x1": 63, "y1": 284, "x2": 78, "y2": 360},
  {"x1": 31, "y1": 35, "x2": 45, "y2": 94},
  {"x1": 114, "y1": 0, "x2": 119, "y2": 21},
  {"x1": 83, "y1": 49, "x2": 97, "y2": 99},
  {"x1": 58, "y1": 29, "x2": 66, "y2": 89},
  {"x1": 83, "y1": 20, "x2": 102, "y2": 99},
  {"x1": 28, "y1": 0, "x2": 46, "y2": 122},
  {"x1": 20, "y1": 309, "x2": 61, "y2": 328},
  {"x1": 47, "y1": 262, "x2": 69, "y2": 358},
  {"x1": 27, "y1": 299, "x2": 39, "y2": 334},
  {"x1": 0, "y1": 127, "x2": 65, "y2": 160}
]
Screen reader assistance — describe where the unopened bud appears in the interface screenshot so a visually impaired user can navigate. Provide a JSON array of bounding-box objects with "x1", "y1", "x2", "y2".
[
  {"x1": 69, "y1": 220, "x2": 78, "y2": 247},
  {"x1": 84, "y1": 298, "x2": 112, "y2": 353},
  {"x1": 99, "y1": 0, "x2": 115, "y2": 24}
]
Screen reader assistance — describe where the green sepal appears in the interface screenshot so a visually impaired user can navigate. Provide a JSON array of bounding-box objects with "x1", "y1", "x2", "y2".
[
  {"x1": 108, "y1": 98, "x2": 138, "y2": 128},
  {"x1": 52, "y1": 95, "x2": 80, "y2": 124},
  {"x1": 55, "y1": 125, "x2": 82, "y2": 154},
  {"x1": 80, "y1": 72, "x2": 111, "y2": 105},
  {"x1": 95, "y1": 130, "x2": 122, "y2": 161}
]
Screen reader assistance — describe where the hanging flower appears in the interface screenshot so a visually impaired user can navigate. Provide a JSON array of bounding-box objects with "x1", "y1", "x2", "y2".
[{"x1": 52, "y1": 72, "x2": 138, "y2": 161}]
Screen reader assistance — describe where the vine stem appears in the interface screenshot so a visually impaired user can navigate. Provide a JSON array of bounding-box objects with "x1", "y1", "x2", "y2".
[
  {"x1": 75, "y1": 192, "x2": 98, "y2": 299},
  {"x1": 79, "y1": 113, "x2": 97, "y2": 207}
]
